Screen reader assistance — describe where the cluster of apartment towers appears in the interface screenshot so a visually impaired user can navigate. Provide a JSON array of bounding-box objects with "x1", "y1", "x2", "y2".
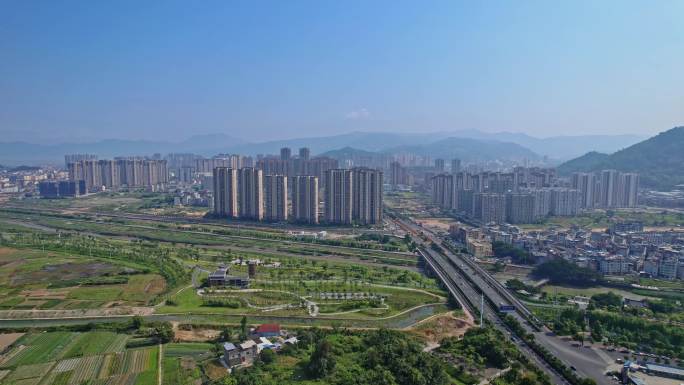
[
  {"x1": 212, "y1": 147, "x2": 383, "y2": 225},
  {"x1": 431, "y1": 163, "x2": 639, "y2": 224},
  {"x1": 66, "y1": 155, "x2": 168, "y2": 191}
]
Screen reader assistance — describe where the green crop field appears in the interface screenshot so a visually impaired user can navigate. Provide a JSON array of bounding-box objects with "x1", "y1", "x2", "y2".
[
  {"x1": 162, "y1": 343, "x2": 211, "y2": 385},
  {"x1": 0, "y1": 332, "x2": 77, "y2": 367},
  {"x1": 0, "y1": 331, "x2": 159, "y2": 385},
  {"x1": 61, "y1": 332, "x2": 129, "y2": 358}
]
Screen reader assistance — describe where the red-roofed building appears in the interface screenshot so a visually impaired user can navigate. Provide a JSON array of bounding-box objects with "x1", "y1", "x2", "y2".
[{"x1": 255, "y1": 323, "x2": 280, "y2": 337}]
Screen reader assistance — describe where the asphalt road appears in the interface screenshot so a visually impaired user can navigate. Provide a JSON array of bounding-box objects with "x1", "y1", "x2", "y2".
[
  {"x1": 394, "y1": 218, "x2": 570, "y2": 385},
  {"x1": 395, "y1": 217, "x2": 617, "y2": 385}
]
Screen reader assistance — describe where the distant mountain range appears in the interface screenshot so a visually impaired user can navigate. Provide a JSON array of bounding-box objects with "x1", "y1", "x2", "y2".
[
  {"x1": 0, "y1": 130, "x2": 643, "y2": 166},
  {"x1": 212, "y1": 130, "x2": 642, "y2": 161},
  {"x1": 385, "y1": 137, "x2": 540, "y2": 162},
  {"x1": 558, "y1": 126, "x2": 684, "y2": 189},
  {"x1": 319, "y1": 137, "x2": 540, "y2": 164},
  {"x1": 421, "y1": 129, "x2": 643, "y2": 160}
]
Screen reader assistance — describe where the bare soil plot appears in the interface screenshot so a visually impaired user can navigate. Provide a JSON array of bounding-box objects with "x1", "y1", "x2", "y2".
[
  {"x1": 407, "y1": 311, "x2": 474, "y2": 347},
  {"x1": 415, "y1": 218, "x2": 454, "y2": 232},
  {"x1": 0, "y1": 333, "x2": 24, "y2": 351},
  {"x1": 173, "y1": 327, "x2": 220, "y2": 343}
]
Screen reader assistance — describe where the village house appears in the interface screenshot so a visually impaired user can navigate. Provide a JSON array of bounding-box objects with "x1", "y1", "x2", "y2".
[{"x1": 223, "y1": 340, "x2": 258, "y2": 367}]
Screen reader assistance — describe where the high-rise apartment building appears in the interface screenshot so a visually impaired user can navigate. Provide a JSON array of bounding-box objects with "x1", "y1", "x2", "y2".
[
  {"x1": 474, "y1": 193, "x2": 506, "y2": 224},
  {"x1": 389, "y1": 161, "x2": 408, "y2": 186},
  {"x1": 68, "y1": 158, "x2": 167, "y2": 191},
  {"x1": 529, "y1": 188, "x2": 552, "y2": 219},
  {"x1": 299, "y1": 147, "x2": 310, "y2": 161},
  {"x1": 434, "y1": 158, "x2": 445, "y2": 172},
  {"x1": 292, "y1": 176, "x2": 319, "y2": 224},
  {"x1": 572, "y1": 172, "x2": 596, "y2": 208},
  {"x1": 213, "y1": 167, "x2": 238, "y2": 218},
  {"x1": 431, "y1": 174, "x2": 453, "y2": 209},
  {"x1": 264, "y1": 175, "x2": 288, "y2": 222},
  {"x1": 550, "y1": 188, "x2": 581, "y2": 216},
  {"x1": 506, "y1": 193, "x2": 535, "y2": 224},
  {"x1": 352, "y1": 168, "x2": 383, "y2": 225},
  {"x1": 99, "y1": 160, "x2": 120, "y2": 189},
  {"x1": 84, "y1": 160, "x2": 102, "y2": 191},
  {"x1": 621, "y1": 173, "x2": 639, "y2": 207},
  {"x1": 454, "y1": 189, "x2": 474, "y2": 214},
  {"x1": 64, "y1": 154, "x2": 97, "y2": 168},
  {"x1": 595, "y1": 170, "x2": 639, "y2": 208},
  {"x1": 324, "y1": 169, "x2": 353, "y2": 224},
  {"x1": 238, "y1": 168, "x2": 264, "y2": 220},
  {"x1": 451, "y1": 159, "x2": 461, "y2": 174},
  {"x1": 280, "y1": 147, "x2": 292, "y2": 161},
  {"x1": 599, "y1": 170, "x2": 620, "y2": 208}
]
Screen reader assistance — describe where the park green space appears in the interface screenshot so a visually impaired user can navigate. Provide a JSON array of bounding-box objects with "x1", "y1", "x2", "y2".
[
  {"x1": 0, "y1": 211, "x2": 452, "y2": 327},
  {"x1": 159, "y1": 281, "x2": 445, "y2": 320}
]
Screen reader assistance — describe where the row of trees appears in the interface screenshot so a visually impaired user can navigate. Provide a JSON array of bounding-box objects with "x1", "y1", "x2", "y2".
[
  {"x1": 492, "y1": 241, "x2": 538, "y2": 265},
  {"x1": 532, "y1": 259, "x2": 601, "y2": 286}
]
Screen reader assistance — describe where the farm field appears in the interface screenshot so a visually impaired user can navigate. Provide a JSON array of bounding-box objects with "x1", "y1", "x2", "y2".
[
  {"x1": 162, "y1": 343, "x2": 213, "y2": 385},
  {"x1": 0, "y1": 331, "x2": 159, "y2": 385},
  {"x1": 0, "y1": 246, "x2": 167, "y2": 312}
]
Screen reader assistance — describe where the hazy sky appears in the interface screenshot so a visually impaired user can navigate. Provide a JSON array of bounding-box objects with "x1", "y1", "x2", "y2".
[{"x1": 1, "y1": 0, "x2": 683, "y2": 143}]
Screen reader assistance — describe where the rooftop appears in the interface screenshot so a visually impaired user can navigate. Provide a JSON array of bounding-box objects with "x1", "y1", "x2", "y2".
[
  {"x1": 256, "y1": 324, "x2": 280, "y2": 333},
  {"x1": 223, "y1": 342, "x2": 236, "y2": 351},
  {"x1": 209, "y1": 266, "x2": 229, "y2": 279},
  {"x1": 645, "y1": 363, "x2": 684, "y2": 377},
  {"x1": 240, "y1": 340, "x2": 257, "y2": 350}
]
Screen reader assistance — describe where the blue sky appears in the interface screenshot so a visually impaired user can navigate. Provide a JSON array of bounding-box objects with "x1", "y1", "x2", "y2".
[{"x1": 1, "y1": 0, "x2": 683, "y2": 142}]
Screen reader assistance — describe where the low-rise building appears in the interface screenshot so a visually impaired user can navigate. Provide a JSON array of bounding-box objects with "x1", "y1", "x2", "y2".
[
  {"x1": 223, "y1": 340, "x2": 258, "y2": 367},
  {"x1": 467, "y1": 238, "x2": 493, "y2": 258},
  {"x1": 208, "y1": 265, "x2": 250, "y2": 288},
  {"x1": 255, "y1": 324, "x2": 280, "y2": 338}
]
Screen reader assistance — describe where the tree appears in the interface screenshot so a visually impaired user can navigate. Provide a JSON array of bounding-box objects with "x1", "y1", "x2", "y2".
[
  {"x1": 130, "y1": 315, "x2": 144, "y2": 330},
  {"x1": 260, "y1": 348, "x2": 275, "y2": 364},
  {"x1": 492, "y1": 241, "x2": 537, "y2": 265},
  {"x1": 240, "y1": 316, "x2": 248, "y2": 339},
  {"x1": 155, "y1": 322, "x2": 174, "y2": 343},
  {"x1": 590, "y1": 292, "x2": 622, "y2": 309},
  {"x1": 532, "y1": 258, "x2": 600, "y2": 286},
  {"x1": 307, "y1": 339, "x2": 336, "y2": 378}
]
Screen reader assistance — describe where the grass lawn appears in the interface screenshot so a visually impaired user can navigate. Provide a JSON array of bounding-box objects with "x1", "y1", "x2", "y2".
[
  {"x1": 541, "y1": 284, "x2": 658, "y2": 301},
  {"x1": 67, "y1": 286, "x2": 123, "y2": 301}
]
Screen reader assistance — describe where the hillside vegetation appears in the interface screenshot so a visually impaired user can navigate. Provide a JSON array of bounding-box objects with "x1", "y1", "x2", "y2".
[{"x1": 559, "y1": 126, "x2": 684, "y2": 189}]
